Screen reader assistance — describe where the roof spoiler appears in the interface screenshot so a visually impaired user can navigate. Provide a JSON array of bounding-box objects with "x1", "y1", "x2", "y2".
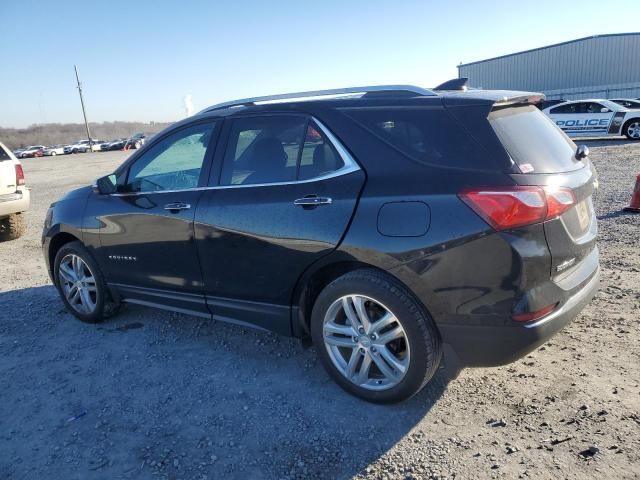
[
  {"x1": 493, "y1": 93, "x2": 545, "y2": 107},
  {"x1": 434, "y1": 78, "x2": 469, "y2": 91}
]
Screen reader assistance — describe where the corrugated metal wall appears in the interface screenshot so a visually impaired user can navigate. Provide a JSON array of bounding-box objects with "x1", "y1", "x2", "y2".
[{"x1": 458, "y1": 34, "x2": 640, "y2": 99}]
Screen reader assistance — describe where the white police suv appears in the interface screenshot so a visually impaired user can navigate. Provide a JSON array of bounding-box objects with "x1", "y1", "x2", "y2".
[{"x1": 543, "y1": 99, "x2": 640, "y2": 140}]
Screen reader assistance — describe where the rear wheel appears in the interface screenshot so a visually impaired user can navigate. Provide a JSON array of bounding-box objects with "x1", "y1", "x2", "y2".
[
  {"x1": 311, "y1": 269, "x2": 441, "y2": 403},
  {"x1": 624, "y1": 119, "x2": 640, "y2": 140},
  {"x1": 0, "y1": 213, "x2": 26, "y2": 241},
  {"x1": 54, "y1": 241, "x2": 120, "y2": 323}
]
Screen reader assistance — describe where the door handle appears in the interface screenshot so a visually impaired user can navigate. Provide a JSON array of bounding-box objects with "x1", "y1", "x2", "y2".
[
  {"x1": 294, "y1": 196, "x2": 332, "y2": 208},
  {"x1": 164, "y1": 202, "x2": 191, "y2": 212}
]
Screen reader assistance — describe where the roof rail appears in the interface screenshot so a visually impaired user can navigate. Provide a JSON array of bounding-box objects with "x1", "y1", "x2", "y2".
[{"x1": 200, "y1": 85, "x2": 435, "y2": 113}]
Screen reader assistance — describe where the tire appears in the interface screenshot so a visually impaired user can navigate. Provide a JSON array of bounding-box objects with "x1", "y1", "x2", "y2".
[
  {"x1": 51, "y1": 151, "x2": 56, "y2": 156},
  {"x1": 310, "y1": 269, "x2": 441, "y2": 403},
  {"x1": 53, "y1": 241, "x2": 120, "y2": 323},
  {"x1": 134, "y1": 141, "x2": 141, "y2": 149},
  {"x1": 623, "y1": 119, "x2": 640, "y2": 140},
  {"x1": 0, "y1": 213, "x2": 26, "y2": 241}
]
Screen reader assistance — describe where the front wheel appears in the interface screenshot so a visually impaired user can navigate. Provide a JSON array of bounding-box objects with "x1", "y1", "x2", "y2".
[
  {"x1": 311, "y1": 269, "x2": 441, "y2": 403},
  {"x1": 54, "y1": 241, "x2": 120, "y2": 323},
  {"x1": 624, "y1": 119, "x2": 640, "y2": 140}
]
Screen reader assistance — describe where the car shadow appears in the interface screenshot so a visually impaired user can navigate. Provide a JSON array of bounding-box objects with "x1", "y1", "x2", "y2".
[
  {"x1": 0, "y1": 285, "x2": 450, "y2": 480},
  {"x1": 597, "y1": 209, "x2": 636, "y2": 220}
]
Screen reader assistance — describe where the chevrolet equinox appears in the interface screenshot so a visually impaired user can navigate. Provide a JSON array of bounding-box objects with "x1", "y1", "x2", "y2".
[{"x1": 42, "y1": 85, "x2": 599, "y2": 403}]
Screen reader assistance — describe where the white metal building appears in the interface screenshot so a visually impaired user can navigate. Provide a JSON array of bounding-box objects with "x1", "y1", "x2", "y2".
[{"x1": 458, "y1": 33, "x2": 640, "y2": 100}]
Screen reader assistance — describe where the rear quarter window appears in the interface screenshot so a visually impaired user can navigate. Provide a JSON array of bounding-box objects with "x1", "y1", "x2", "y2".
[
  {"x1": 342, "y1": 108, "x2": 505, "y2": 171},
  {"x1": 489, "y1": 105, "x2": 582, "y2": 174}
]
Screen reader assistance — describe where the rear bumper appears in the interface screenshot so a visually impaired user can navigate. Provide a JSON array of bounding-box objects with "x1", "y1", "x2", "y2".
[
  {"x1": 440, "y1": 266, "x2": 599, "y2": 372},
  {"x1": 0, "y1": 188, "x2": 30, "y2": 218}
]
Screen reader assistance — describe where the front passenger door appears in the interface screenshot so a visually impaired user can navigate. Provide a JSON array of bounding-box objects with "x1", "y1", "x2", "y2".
[{"x1": 95, "y1": 121, "x2": 218, "y2": 316}]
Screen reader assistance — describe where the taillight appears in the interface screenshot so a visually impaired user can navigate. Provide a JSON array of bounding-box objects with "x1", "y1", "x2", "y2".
[
  {"x1": 545, "y1": 187, "x2": 576, "y2": 219},
  {"x1": 459, "y1": 186, "x2": 575, "y2": 230},
  {"x1": 15, "y1": 164, "x2": 25, "y2": 186},
  {"x1": 512, "y1": 302, "x2": 558, "y2": 322}
]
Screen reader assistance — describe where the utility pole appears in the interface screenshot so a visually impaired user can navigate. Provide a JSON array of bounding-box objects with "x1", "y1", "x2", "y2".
[{"x1": 74, "y1": 65, "x2": 93, "y2": 149}]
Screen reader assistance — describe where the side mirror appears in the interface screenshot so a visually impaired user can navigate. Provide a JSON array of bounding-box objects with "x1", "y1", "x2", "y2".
[
  {"x1": 600, "y1": 108, "x2": 610, "y2": 113},
  {"x1": 93, "y1": 174, "x2": 117, "y2": 195},
  {"x1": 576, "y1": 145, "x2": 589, "y2": 160}
]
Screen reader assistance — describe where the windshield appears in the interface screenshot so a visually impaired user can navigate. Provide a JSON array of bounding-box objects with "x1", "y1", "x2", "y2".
[{"x1": 489, "y1": 105, "x2": 583, "y2": 174}]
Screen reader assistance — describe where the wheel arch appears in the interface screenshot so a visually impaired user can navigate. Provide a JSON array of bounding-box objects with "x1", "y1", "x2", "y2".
[
  {"x1": 291, "y1": 258, "x2": 436, "y2": 342},
  {"x1": 48, "y1": 232, "x2": 82, "y2": 282},
  {"x1": 623, "y1": 117, "x2": 640, "y2": 139}
]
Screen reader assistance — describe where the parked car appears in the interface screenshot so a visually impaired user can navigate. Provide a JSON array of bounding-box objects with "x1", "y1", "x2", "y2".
[
  {"x1": 64, "y1": 141, "x2": 91, "y2": 154},
  {"x1": 100, "y1": 139, "x2": 126, "y2": 151},
  {"x1": 127, "y1": 133, "x2": 146, "y2": 149},
  {"x1": 43, "y1": 145, "x2": 65, "y2": 156},
  {"x1": 543, "y1": 99, "x2": 640, "y2": 140},
  {"x1": 610, "y1": 98, "x2": 640, "y2": 110},
  {"x1": 19, "y1": 145, "x2": 45, "y2": 158},
  {"x1": 43, "y1": 85, "x2": 599, "y2": 403},
  {"x1": 0, "y1": 141, "x2": 30, "y2": 241}
]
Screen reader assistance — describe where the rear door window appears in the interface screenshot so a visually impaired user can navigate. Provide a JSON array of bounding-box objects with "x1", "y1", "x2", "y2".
[
  {"x1": 220, "y1": 115, "x2": 306, "y2": 186},
  {"x1": 489, "y1": 105, "x2": 582, "y2": 173},
  {"x1": 343, "y1": 108, "x2": 503, "y2": 170}
]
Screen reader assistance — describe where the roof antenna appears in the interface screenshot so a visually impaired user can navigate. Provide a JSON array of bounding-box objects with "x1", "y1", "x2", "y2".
[{"x1": 434, "y1": 78, "x2": 469, "y2": 91}]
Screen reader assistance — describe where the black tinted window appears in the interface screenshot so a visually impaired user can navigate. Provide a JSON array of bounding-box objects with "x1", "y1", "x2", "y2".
[
  {"x1": 0, "y1": 145, "x2": 10, "y2": 161},
  {"x1": 221, "y1": 116, "x2": 306, "y2": 186},
  {"x1": 489, "y1": 105, "x2": 582, "y2": 174},
  {"x1": 298, "y1": 122, "x2": 344, "y2": 181},
  {"x1": 344, "y1": 108, "x2": 494, "y2": 170},
  {"x1": 582, "y1": 102, "x2": 606, "y2": 114},
  {"x1": 125, "y1": 122, "x2": 215, "y2": 192},
  {"x1": 550, "y1": 103, "x2": 578, "y2": 114}
]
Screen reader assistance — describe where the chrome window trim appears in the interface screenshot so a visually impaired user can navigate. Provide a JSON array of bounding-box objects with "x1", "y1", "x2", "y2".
[{"x1": 109, "y1": 117, "x2": 360, "y2": 197}]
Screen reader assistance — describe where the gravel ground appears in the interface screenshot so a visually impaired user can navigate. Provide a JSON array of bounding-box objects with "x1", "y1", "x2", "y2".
[{"x1": 1, "y1": 143, "x2": 639, "y2": 480}]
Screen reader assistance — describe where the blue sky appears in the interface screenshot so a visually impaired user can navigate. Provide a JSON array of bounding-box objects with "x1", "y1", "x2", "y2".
[{"x1": 1, "y1": 0, "x2": 637, "y2": 128}]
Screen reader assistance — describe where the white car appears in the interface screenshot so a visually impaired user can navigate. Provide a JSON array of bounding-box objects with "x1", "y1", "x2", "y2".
[
  {"x1": 18, "y1": 145, "x2": 45, "y2": 158},
  {"x1": 43, "y1": 145, "x2": 65, "y2": 156},
  {"x1": 610, "y1": 98, "x2": 640, "y2": 110},
  {"x1": 0, "y1": 142, "x2": 30, "y2": 240},
  {"x1": 64, "y1": 141, "x2": 91, "y2": 154},
  {"x1": 543, "y1": 99, "x2": 640, "y2": 140}
]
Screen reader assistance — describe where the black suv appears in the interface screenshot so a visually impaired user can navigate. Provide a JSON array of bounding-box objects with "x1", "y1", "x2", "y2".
[{"x1": 43, "y1": 85, "x2": 599, "y2": 403}]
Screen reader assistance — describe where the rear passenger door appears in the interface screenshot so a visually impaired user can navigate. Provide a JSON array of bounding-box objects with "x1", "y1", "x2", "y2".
[{"x1": 194, "y1": 114, "x2": 365, "y2": 334}]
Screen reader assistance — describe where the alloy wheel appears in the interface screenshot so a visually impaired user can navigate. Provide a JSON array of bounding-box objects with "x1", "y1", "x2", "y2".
[
  {"x1": 323, "y1": 295, "x2": 410, "y2": 391},
  {"x1": 628, "y1": 122, "x2": 640, "y2": 139},
  {"x1": 58, "y1": 254, "x2": 98, "y2": 314}
]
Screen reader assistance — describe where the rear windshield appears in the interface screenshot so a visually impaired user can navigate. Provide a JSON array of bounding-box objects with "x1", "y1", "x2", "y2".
[
  {"x1": 343, "y1": 108, "x2": 506, "y2": 170},
  {"x1": 0, "y1": 146, "x2": 11, "y2": 161},
  {"x1": 489, "y1": 105, "x2": 582, "y2": 173}
]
